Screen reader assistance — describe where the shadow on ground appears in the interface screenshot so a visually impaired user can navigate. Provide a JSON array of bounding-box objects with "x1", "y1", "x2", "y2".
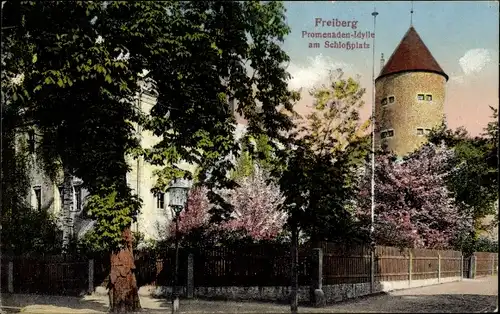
[
  {"x1": 146, "y1": 292, "x2": 498, "y2": 313},
  {"x1": 1, "y1": 293, "x2": 108, "y2": 313},
  {"x1": 1, "y1": 292, "x2": 497, "y2": 313}
]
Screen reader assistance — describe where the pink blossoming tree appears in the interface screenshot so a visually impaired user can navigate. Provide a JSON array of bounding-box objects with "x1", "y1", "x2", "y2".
[
  {"x1": 168, "y1": 167, "x2": 287, "y2": 241},
  {"x1": 221, "y1": 167, "x2": 287, "y2": 240},
  {"x1": 356, "y1": 143, "x2": 473, "y2": 249},
  {"x1": 171, "y1": 186, "x2": 211, "y2": 236}
]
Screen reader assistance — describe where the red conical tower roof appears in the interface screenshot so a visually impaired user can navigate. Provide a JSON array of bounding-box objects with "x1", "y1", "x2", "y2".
[{"x1": 377, "y1": 26, "x2": 448, "y2": 81}]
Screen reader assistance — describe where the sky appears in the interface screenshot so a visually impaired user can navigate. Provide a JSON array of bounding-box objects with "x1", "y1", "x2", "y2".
[{"x1": 282, "y1": 1, "x2": 499, "y2": 136}]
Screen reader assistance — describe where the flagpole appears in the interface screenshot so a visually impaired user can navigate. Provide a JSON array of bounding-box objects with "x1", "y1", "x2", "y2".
[{"x1": 370, "y1": 7, "x2": 378, "y2": 294}]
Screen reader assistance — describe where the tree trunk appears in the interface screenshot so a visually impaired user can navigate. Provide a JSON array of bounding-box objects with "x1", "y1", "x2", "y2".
[
  {"x1": 109, "y1": 226, "x2": 141, "y2": 313},
  {"x1": 290, "y1": 223, "x2": 298, "y2": 314}
]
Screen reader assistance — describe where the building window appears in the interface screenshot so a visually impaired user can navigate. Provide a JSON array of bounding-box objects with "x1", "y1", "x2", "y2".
[
  {"x1": 58, "y1": 186, "x2": 64, "y2": 206},
  {"x1": 75, "y1": 185, "x2": 82, "y2": 211},
  {"x1": 156, "y1": 192, "x2": 165, "y2": 209},
  {"x1": 388, "y1": 96, "x2": 395, "y2": 104},
  {"x1": 28, "y1": 130, "x2": 35, "y2": 154},
  {"x1": 381, "y1": 98, "x2": 388, "y2": 106},
  {"x1": 381, "y1": 129, "x2": 394, "y2": 139},
  {"x1": 33, "y1": 186, "x2": 42, "y2": 211},
  {"x1": 417, "y1": 94, "x2": 433, "y2": 102},
  {"x1": 417, "y1": 128, "x2": 432, "y2": 136}
]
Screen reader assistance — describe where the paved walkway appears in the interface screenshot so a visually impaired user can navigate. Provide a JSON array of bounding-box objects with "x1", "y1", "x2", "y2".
[{"x1": 1, "y1": 276, "x2": 497, "y2": 313}]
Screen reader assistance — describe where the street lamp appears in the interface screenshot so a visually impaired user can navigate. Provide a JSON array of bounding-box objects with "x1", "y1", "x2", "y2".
[{"x1": 167, "y1": 178, "x2": 191, "y2": 314}]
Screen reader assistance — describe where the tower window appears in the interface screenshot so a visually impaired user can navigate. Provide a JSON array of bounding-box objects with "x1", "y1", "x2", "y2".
[
  {"x1": 58, "y1": 186, "x2": 64, "y2": 207},
  {"x1": 417, "y1": 128, "x2": 432, "y2": 136},
  {"x1": 417, "y1": 94, "x2": 425, "y2": 101},
  {"x1": 426, "y1": 94, "x2": 433, "y2": 101},
  {"x1": 33, "y1": 186, "x2": 42, "y2": 211},
  {"x1": 381, "y1": 98, "x2": 387, "y2": 106},
  {"x1": 28, "y1": 130, "x2": 36, "y2": 154},
  {"x1": 381, "y1": 129, "x2": 394, "y2": 139},
  {"x1": 75, "y1": 185, "x2": 82, "y2": 211},
  {"x1": 156, "y1": 192, "x2": 165, "y2": 209},
  {"x1": 388, "y1": 96, "x2": 395, "y2": 104}
]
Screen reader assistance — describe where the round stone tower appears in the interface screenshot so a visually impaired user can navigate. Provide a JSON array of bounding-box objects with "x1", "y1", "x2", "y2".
[{"x1": 375, "y1": 26, "x2": 448, "y2": 156}]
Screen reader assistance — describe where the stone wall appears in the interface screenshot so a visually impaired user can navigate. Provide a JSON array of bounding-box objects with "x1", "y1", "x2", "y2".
[
  {"x1": 94, "y1": 285, "x2": 311, "y2": 302},
  {"x1": 94, "y1": 277, "x2": 462, "y2": 304}
]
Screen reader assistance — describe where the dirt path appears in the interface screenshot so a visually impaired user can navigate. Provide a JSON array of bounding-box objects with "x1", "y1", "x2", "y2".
[{"x1": 2, "y1": 276, "x2": 497, "y2": 313}]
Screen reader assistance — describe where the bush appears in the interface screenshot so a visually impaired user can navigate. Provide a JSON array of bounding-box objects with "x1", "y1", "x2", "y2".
[
  {"x1": 452, "y1": 233, "x2": 498, "y2": 256},
  {"x1": 1, "y1": 206, "x2": 63, "y2": 255}
]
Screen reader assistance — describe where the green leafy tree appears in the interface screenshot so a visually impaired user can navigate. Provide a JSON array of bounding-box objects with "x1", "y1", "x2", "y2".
[
  {"x1": 231, "y1": 150, "x2": 254, "y2": 180},
  {"x1": 482, "y1": 106, "x2": 499, "y2": 201},
  {"x1": 6, "y1": 2, "x2": 145, "y2": 311},
  {"x1": 279, "y1": 71, "x2": 372, "y2": 311},
  {"x1": 280, "y1": 70, "x2": 371, "y2": 244},
  {"x1": 231, "y1": 134, "x2": 275, "y2": 180},
  {"x1": 473, "y1": 237, "x2": 498, "y2": 253},
  {"x1": 1, "y1": 4, "x2": 63, "y2": 255},
  {"x1": 427, "y1": 107, "x2": 499, "y2": 252},
  {"x1": 276, "y1": 71, "x2": 371, "y2": 312},
  {"x1": 4, "y1": 1, "x2": 297, "y2": 311},
  {"x1": 134, "y1": 1, "x2": 297, "y2": 222}
]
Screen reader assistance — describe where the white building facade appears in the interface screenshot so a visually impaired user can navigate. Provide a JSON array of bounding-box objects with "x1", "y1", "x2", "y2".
[{"x1": 26, "y1": 88, "x2": 246, "y2": 242}]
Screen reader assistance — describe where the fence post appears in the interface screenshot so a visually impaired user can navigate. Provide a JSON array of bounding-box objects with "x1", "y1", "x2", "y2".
[
  {"x1": 460, "y1": 255, "x2": 463, "y2": 280},
  {"x1": 438, "y1": 254, "x2": 441, "y2": 283},
  {"x1": 469, "y1": 255, "x2": 477, "y2": 279},
  {"x1": 370, "y1": 246, "x2": 375, "y2": 294},
  {"x1": 310, "y1": 248, "x2": 325, "y2": 307},
  {"x1": 474, "y1": 255, "x2": 478, "y2": 278},
  {"x1": 186, "y1": 253, "x2": 194, "y2": 299},
  {"x1": 408, "y1": 251, "x2": 413, "y2": 287},
  {"x1": 8, "y1": 261, "x2": 14, "y2": 293},
  {"x1": 467, "y1": 256, "x2": 473, "y2": 279},
  {"x1": 88, "y1": 259, "x2": 94, "y2": 294}
]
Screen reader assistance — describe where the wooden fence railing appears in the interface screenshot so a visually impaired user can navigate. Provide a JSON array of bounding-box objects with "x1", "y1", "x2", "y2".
[
  {"x1": 475, "y1": 251, "x2": 498, "y2": 277},
  {"x1": 322, "y1": 242, "x2": 371, "y2": 284},
  {"x1": 1, "y1": 255, "x2": 89, "y2": 295},
  {"x1": 191, "y1": 244, "x2": 311, "y2": 287},
  {"x1": 321, "y1": 245, "x2": 467, "y2": 285},
  {"x1": 1, "y1": 245, "x2": 497, "y2": 296},
  {"x1": 0, "y1": 260, "x2": 9, "y2": 293}
]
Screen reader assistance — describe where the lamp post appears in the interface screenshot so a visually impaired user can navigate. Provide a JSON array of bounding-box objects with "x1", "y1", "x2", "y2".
[{"x1": 167, "y1": 178, "x2": 191, "y2": 314}]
